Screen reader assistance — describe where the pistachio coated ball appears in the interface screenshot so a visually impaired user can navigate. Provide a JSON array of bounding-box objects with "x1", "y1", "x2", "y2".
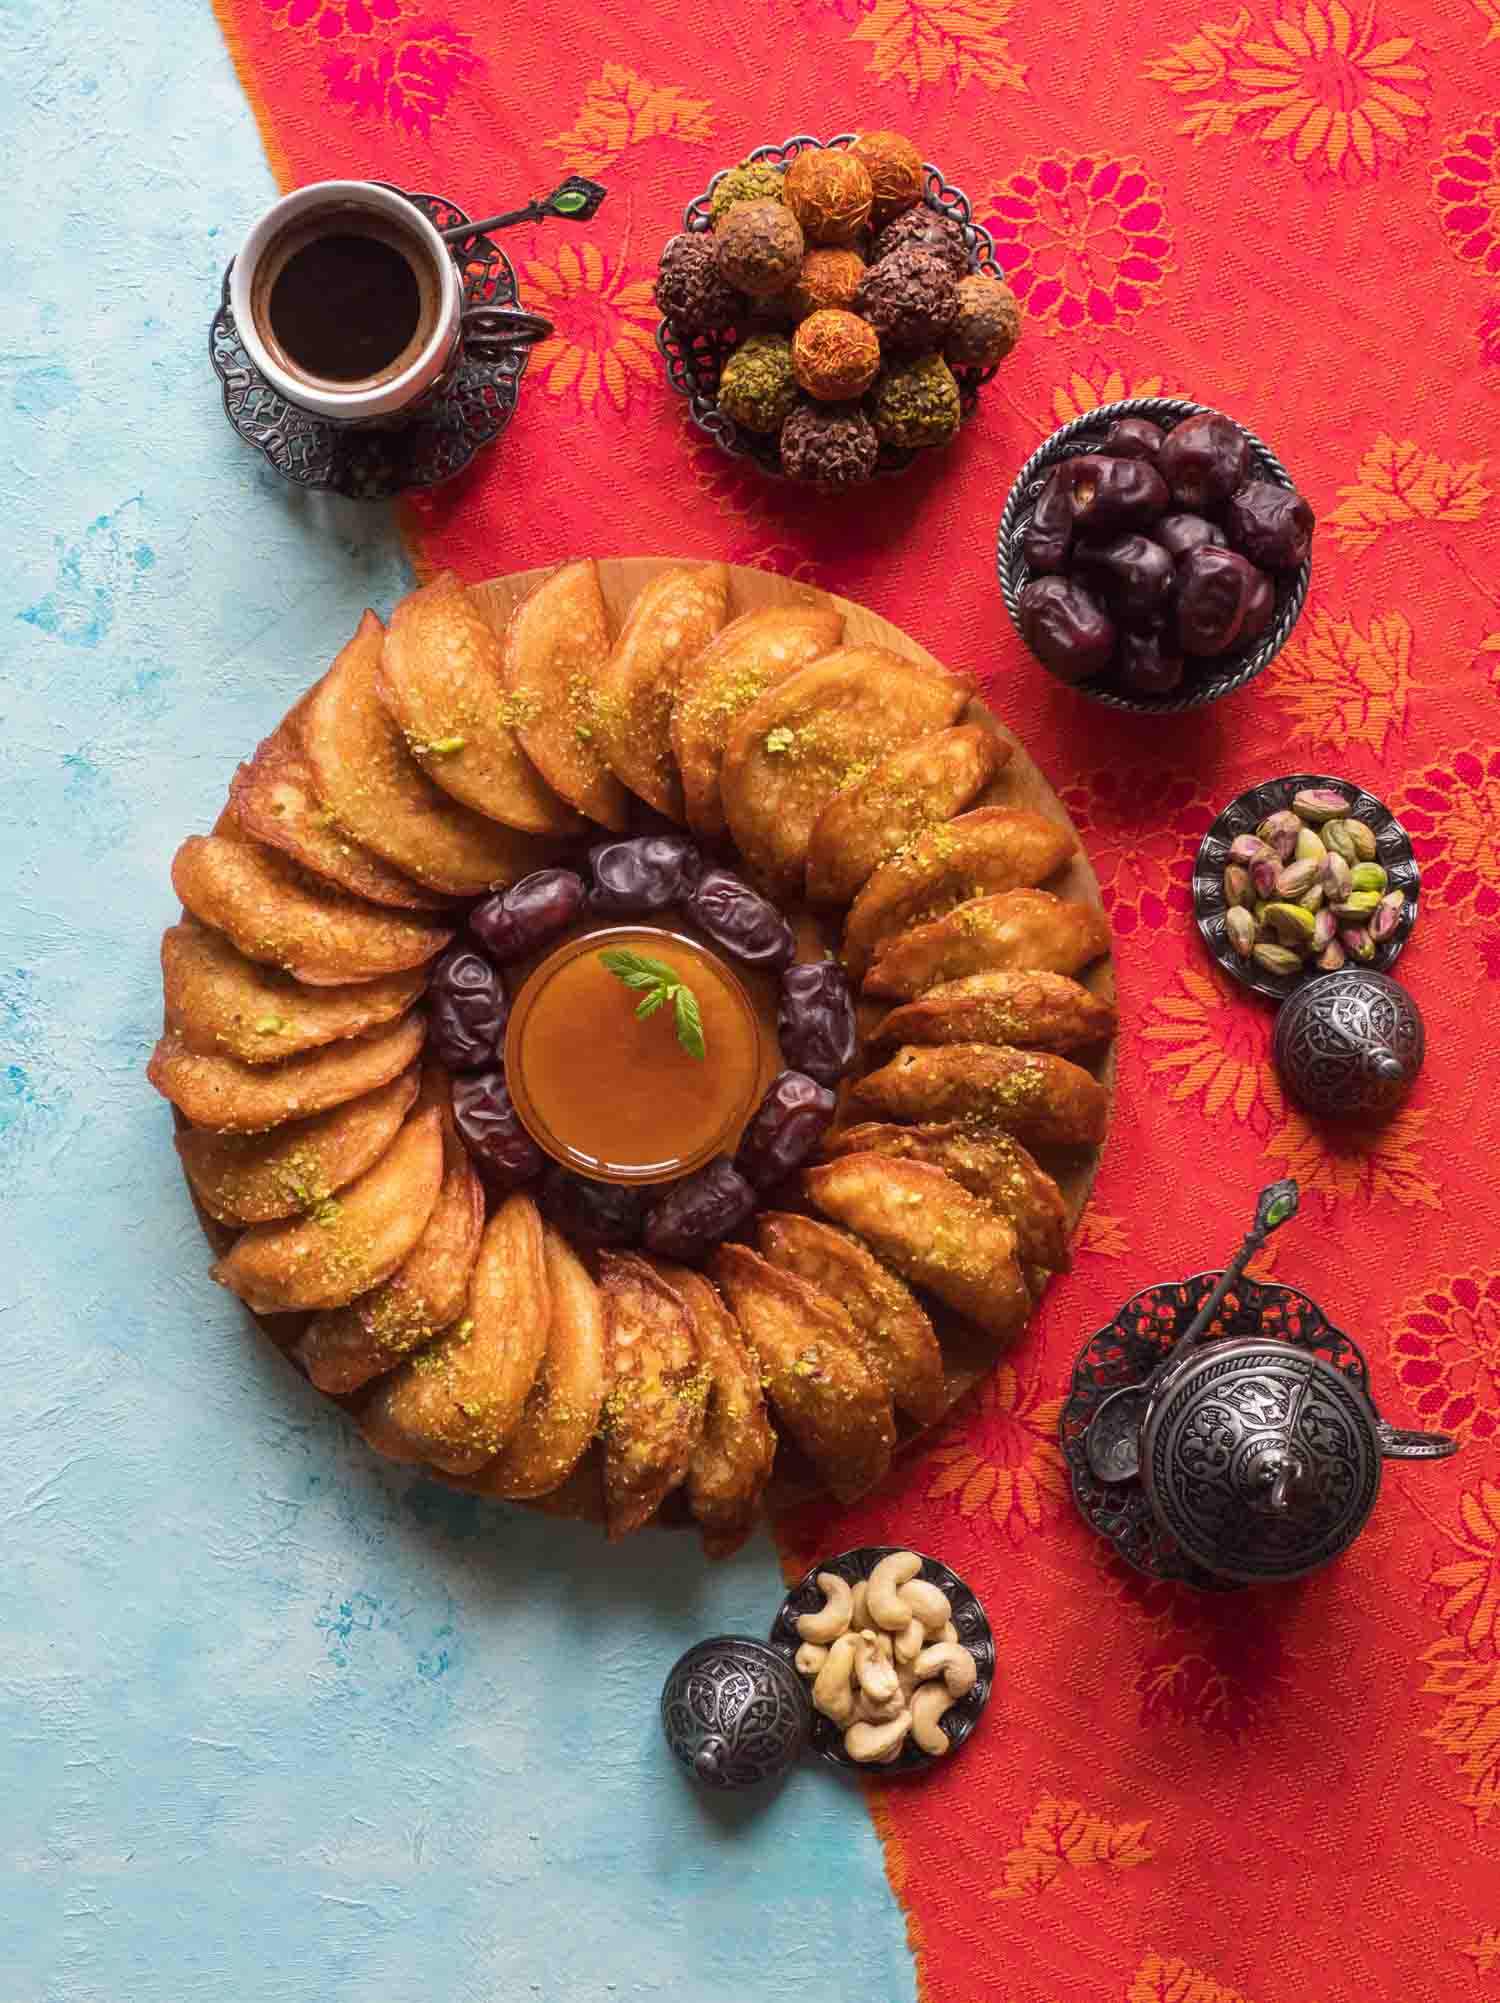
[
  {"x1": 654, "y1": 232, "x2": 745, "y2": 334},
  {"x1": 871, "y1": 205, "x2": 970, "y2": 277},
  {"x1": 783, "y1": 150, "x2": 873, "y2": 245},
  {"x1": 848, "y1": 131, "x2": 924, "y2": 225},
  {"x1": 854, "y1": 246, "x2": 959, "y2": 353},
  {"x1": 714, "y1": 199, "x2": 805, "y2": 299},
  {"x1": 780, "y1": 403, "x2": 880, "y2": 487},
  {"x1": 943, "y1": 273, "x2": 1022, "y2": 369},
  {"x1": 717, "y1": 333, "x2": 798, "y2": 434},
  {"x1": 792, "y1": 309, "x2": 881, "y2": 401},
  {"x1": 873, "y1": 353, "x2": 961, "y2": 449},
  {"x1": 708, "y1": 159, "x2": 787, "y2": 229},
  {"x1": 786, "y1": 247, "x2": 866, "y2": 321}
]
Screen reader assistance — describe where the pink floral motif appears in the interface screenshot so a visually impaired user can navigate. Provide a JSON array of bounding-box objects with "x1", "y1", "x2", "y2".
[
  {"x1": 1432, "y1": 113, "x2": 1500, "y2": 279},
  {"x1": 264, "y1": 0, "x2": 406, "y2": 37},
  {"x1": 985, "y1": 155, "x2": 1174, "y2": 335},
  {"x1": 1479, "y1": 299, "x2": 1500, "y2": 368},
  {"x1": 1391, "y1": 1274, "x2": 1500, "y2": 1449},
  {"x1": 1057, "y1": 767, "x2": 1211, "y2": 936},
  {"x1": 323, "y1": 22, "x2": 477, "y2": 135}
]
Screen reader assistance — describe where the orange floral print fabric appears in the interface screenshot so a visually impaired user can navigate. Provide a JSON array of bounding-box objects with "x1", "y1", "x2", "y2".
[{"x1": 209, "y1": 0, "x2": 1499, "y2": 1994}]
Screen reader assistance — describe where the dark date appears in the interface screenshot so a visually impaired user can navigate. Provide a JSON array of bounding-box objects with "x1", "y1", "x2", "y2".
[
  {"x1": 778, "y1": 961, "x2": 857, "y2": 1086},
  {"x1": 1239, "y1": 568, "x2": 1276, "y2": 644},
  {"x1": 1023, "y1": 461, "x2": 1078, "y2": 574},
  {"x1": 588, "y1": 835, "x2": 702, "y2": 916},
  {"x1": 643, "y1": 1156, "x2": 757, "y2": 1263},
  {"x1": 1100, "y1": 416, "x2": 1165, "y2": 460},
  {"x1": 1224, "y1": 480, "x2": 1315, "y2": 571},
  {"x1": 1067, "y1": 453, "x2": 1169, "y2": 533},
  {"x1": 1175, "y1": 544, "x2": 1266, "y2": 657},
  {"x1": 1072, "y1": 533, "x2": 1175, "y2": 630},
  {"x1": 1158, "y1": 411, "x2": 1251, "y2": 512},
  {"x1": 735, "y1": 1069, "x2": 838, "y2": 1191},
  {"x1": 538, "y1": 1164, "x2": 645, "y2": 1249},
  {"x1": 427, "y1": 945, "x2": 509, "y2": 1073},
  {"x1": 1116, "y1": 628, "x2": 1185, "y2": 696},
  {"x1": 451, "y1": 1068, "x2": 545, "y2": 1192},
  {"x1": 689, "y1": 869, "x2": 796, "y2": 971},
  {"x1": 471, "y1": 869, "x2": 587, "y2": 964},
  {"x1": 1156, "y1": 512, "x2": 1226, "y2": 561},
  {"x1": 1018, "y1": 575, "x2": 1117, "y2": 684}
]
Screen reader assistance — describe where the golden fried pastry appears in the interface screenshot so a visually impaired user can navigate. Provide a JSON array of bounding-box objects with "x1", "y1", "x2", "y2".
[
  {"x1": 592, "y1": 564, "x2": 729, "y2": 819},
  {"x1": 820, "y1": 1120, "x2": 1072, "y2": 1272},
  {"x1": 229, "y1": 706, "x2": 447, "y2": 911},
  {"x1": 850, "y1": 1044, "x2": 1109, "y2": 1150},
  {"x1": 500, "y1": 559, "x2": 631, "y2": 830},
  {"x1": 863, "y1": 889, "x2": 1112, "y2": 1000},
  {"x1": 598, "y1": 1253, "x2": 707, "y2": 1540},
  {"x1": 803, "y1": 1154, "x2": 1029, "y2": 1341},
  {"x1": 711, "y1": 1243, "x2": 894, "y2": 1504},
  {"x1": 161, "y1": 920, "x2": 424, "y2": 1066},
  {"x1": 302, "y1": 611, "x2": 553, "y2": 896},
  {"x1": 671, "y1": 602, "x2": 844, "y2": 839},
  {"x1": 870, "y1": 969, "x2": 1117, "y2": 1055},
  {"x1": 147, "y1": 1009, "x2": 426, "y2": 1133},
  {"x1": 805, "y1": 724, "x2": 1007, "y2": 907},
  {"x1": 757, "y1": 1211, "x2": 945, "y2": 1425},
  {"x1": 359, "y1": 1191, "x2": 550, "y2": 1474},
  {"x1": 720, "y1": 647, "x2": 972, "y2": 897},
  {"x1": 171, "y1": 835, "x2": 452, "y2": 987},
  {"x1": 457, "y1": 1226, "x2": 609, "y2": 1500},
  {"x1": 176, "y1": 1064, "x2": 420, "y2": 1226},
  {"x1": 655, "y1": 1261, "x2": 775, "y2": 1557},
  {"x1": 297, "y1": 1113, "x2": 485, "y2": 1394},
  {"x1": 842, "y1": 808, "x2": 1076, "y2": 978},
  {"x1": 212, "y1": 1102, "x2": 444, "y2": 1314},
  {"x1": 378, "y1": 573, "x2": 584, "y2": 835}
]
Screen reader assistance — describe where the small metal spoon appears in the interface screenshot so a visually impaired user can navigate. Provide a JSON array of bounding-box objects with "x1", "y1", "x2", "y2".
[
  {"x1": 1084, "y1": 1178, "x2": 1301, "y2": 1485},
  {"x1": 439, "y1": 176, "x2": 608, "y2": 246}
]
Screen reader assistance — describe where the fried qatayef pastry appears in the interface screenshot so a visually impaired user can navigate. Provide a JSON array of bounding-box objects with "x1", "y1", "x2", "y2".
[
  {"x1": 655, "y1": 1261, "x2": 775, "y2": 1557},
  {"x1": 229, "y1": 708, "x2": 447, "y2": 912},
  {"x1": 593, "y1": 563, "x2": 730, "y2": 819},
  {"x1": 212, "y1": 1102, "x2": 443, "y2": 1314},
  {"x1": 176, "y1": 1064, "x2": 420, "y2": 1226},
  {"x1": 803, "y1": 1154, "x2": 1030, "y2": 1341},
  {"x1": 172, "y1": 835, "x2": 452, "y2": 987},
  {"x1": 297, "y1": 1113, "x2": 485, "y2": 1394},
  {"x1": 850, "y1": 1044, "x2": 1109, "y2": 1150},
  {"x1": 360, "y1": 1191, "x2": 550, "y2": 1474},
  {"x1": 863, "y1": 889, "x2": 1112, "y2": 1000},
  {"x1": 711, "y1": 1243, "x2": 894, "y2": 1505},
  {"x1": 720, "y1": 648, "x2": 973, "y2": 897},
  {"x1": 870, "y1": 969, "x2": 1118, "y2": 1055},
  {"x1": 805, "y1": 724, "x2": 1007, "y2": 907},
  {"x1": 598, "y1": 1252, "x2": 707, "y2": 1539},
  {"x1": 820, "y1": 1121, "x2": 1072, "y2": 1273},
  {"x1": 147, "y1": 1009, "x2": 426, "y2": 1133},
  {"x1": 161, "y1": 920, "x2": 424, "y2": 1066},
  {"x1": 303, "y1": 611, "x2": 553, "y2": 896},
  {"x1": 671, "y1": 602, "x2": 844, "y2": 839},
  {"x1": 378, "y1": 573, "x2": 583, "y2": 835},
  {"x1": 500, "y1": 558, "x2": 631, "y2": 830},
  {"x1": 757, "y1": 1211, "x2": 945, "y2": 1425},
  {"x1": 842, "y1": 808, "x2": 1077, "y2": 978}
]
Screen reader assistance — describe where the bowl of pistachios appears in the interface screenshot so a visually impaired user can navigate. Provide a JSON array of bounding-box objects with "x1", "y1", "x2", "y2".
[{"x1": 1194, "y1": 774, "x2": 1420, "y2": 1002}]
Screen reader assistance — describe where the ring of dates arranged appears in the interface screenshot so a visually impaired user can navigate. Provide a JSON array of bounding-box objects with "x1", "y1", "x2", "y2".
[{"x1": 428, "y1": 839, "x2": 855, "y2": 1262}]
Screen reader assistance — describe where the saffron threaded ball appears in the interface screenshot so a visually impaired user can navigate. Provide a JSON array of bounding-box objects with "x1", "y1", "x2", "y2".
[
  {"x1": 714, "y1": 200, "x2": 804, "y2": 299},
  {"x1": 871, "y1": 206, "x2": 970, "y2": 277},
  {"x1": 786, "y1": 247, "x2": 866, "y2": 321},
  {"x1": 853, "y1": 246, "x2": 959, "y2": 353},
  {"x1": 708, "y1": 160, "x2": 787, "y2": 229},
  {"x1": 873, "y1": 353, "x2": 961, "y2": 449},
  {"x1": 792, "y1": 309, "x2": 881, "y2": 401},
  {"x1": 654, "y1": 233, "x2": 745, "y2": 334},
  {"x1": 780, "y1": 403, "x2": 880, "y2": 487},
  {"x1": 943, "y1": 273, "x2": 1023, "y2": 369},
  {"x1": 848, "y1": 131, "x2": 924, "y2": 225},
  {"x1": 783, "y1": 150, "x2": 873, "y2": 245},
  {"x1": 717, "y1": 333, "x2": 799, "y2": 434}
]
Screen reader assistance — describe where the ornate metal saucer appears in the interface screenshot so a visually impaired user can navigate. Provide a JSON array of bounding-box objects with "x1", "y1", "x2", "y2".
[
  {"x1": 768, "y1": 1545, "x2": 995, "y2": 1772},
  {"x1": 656, "y1": 134, "x2": 1003, "y2": 480},
  {"x1": 1060, "y1": 1272, "x2": 1376, "y2": 1591},
  {"x1": 210, "y1": 187, "x2": 538, "y2": 502},
  {"x1": 1194, "y1": 772, "x2": 1419, "y2": 1002}
]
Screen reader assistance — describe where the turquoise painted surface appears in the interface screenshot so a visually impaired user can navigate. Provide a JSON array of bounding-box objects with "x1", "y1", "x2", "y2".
[{"x1": 0, "y1": 6, "x2": 918, "y2": 1998}]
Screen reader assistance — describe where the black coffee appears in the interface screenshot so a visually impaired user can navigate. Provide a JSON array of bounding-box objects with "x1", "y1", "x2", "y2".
[{"x1": 267, "y1": 230, "x2": 422, "y2": 383}]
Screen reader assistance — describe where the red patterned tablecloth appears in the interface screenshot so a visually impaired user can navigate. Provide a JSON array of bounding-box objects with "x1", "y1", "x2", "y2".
[{"x1": 210, "y1": 0, "x2": 1500, "y2": 1992}]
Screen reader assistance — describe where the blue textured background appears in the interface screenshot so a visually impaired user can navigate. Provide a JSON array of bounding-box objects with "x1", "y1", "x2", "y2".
[{"x1": 0, "y1": 5, "x2": 917, "y2": 1994}]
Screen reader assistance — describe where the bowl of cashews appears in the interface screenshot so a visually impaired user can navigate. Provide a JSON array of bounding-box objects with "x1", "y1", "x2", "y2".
[{"x1": 769, "y1": 1546, "x2": 994, "y2": 1773}]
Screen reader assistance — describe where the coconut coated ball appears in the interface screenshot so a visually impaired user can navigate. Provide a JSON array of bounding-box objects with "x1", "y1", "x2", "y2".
[
  {"x1": 780, "y1": 403, "x2": 880, "y2": 487},
  {"x1": 654, "y1": 233, "x2": 745, "y2": 334},
  {"x1": 871, "y1": 205, "x2": 970, "y2": 277},
  {"x1": 792, "y1": 309, "x2": 881, "y2": 401},
  {"x1": 849, "y1": 131, "x2": 924, "y2": 225},
  {"x1": 873, "y1": 353, "x2": 961, "y2": 449},
  {"x1": 853, "y1": 246, "x2": 959, "y2": 353},
  {"x1": 943, "y1": 273, "x2": 1022, "y2": 369},
  {"x1": 714, "y1": 199, "x2": 805, "y2": 299},
  {"x1": 783, "y1": 150, "x2": 874, "y2": 245},
  {"x1": 786, "y1": 247, "x2": 866, "y2": 321},
  {"x1": 709, "y1": 159, "x2": 787, "y2": 229},
  {"x1": 717, "y1": 332, "x2": 799, "y2": 434}
]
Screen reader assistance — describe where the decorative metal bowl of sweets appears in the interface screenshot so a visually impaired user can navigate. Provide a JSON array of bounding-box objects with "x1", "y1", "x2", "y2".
[
  {"x1": 654, "y1": 132, "x2": 1022, "y2": 486},
  {"x1": 996, "y1": 398, "x2": 1314, "y2": 713}
]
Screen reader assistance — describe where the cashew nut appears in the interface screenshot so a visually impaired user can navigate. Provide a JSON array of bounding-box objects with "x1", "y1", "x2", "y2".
[
  {"x1": 853, "y1": 1631, "x2": 901, "y2": 1709},
  {"x1": 910, "y1": 1682, "x2": 954, "y2": 1756},
  {"x1": 913, "y1": 1640, "x2": 977, "y2": 1699},
  {"x1": 844, "y1": 1709, "x2": 912, "y2": 1764},
  {"x1": 899, "y1": 1579, "x2": 952, "y2": 1632},
  {"x1": 812, "y1": 1632, "x2": 858, "y2": 1725},
  {"x1": 850, "y1": 1580, "x2": 870, "y2": 1629},
  {"x1": 867, "y1": 1628, "x2": 895, "y2": 1665},
  {"x1": 794, "y1": 1641, "x2": 829, "y2": 1677},
  {"x1": 893, "y1": 1616, "x2": 926, "y2": 1664},
  {"x1": 797, "y1": 1572, "x2": 854, "y2": 1645},
  {"x1": 866, "y1": 1550, "x2": 924, "y2": 1630},
  {"x1": 896, "y1": 1654, "x2": 920, "y2": 1700},
  {"x1": 854, "y1": 1681, "x2": 905, "y2": 1723},
  {"x1": 938, "y1": 1620, "x2": 958, "y2": 1646}
]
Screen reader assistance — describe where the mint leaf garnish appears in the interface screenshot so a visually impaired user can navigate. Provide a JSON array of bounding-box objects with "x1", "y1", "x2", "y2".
[{"x1": 600, "y1": 948, "x2": 706, "y2": 1060}]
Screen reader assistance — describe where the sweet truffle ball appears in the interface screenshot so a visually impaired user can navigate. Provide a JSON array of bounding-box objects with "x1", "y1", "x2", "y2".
[
  {"x1": 792, "y1": 309, "x2": 881, "y2": 401},
  {"x1": 654, "y1": 233, "x2": 745, "y2": 334},
  {"x1": 786, "y1": 247, "x2": 866, "y2": 321},
  {"x1": 943, "y1": 273, "x2": 1022, "y2": 369},
  {"x1": 873, "y1": 353, "x2": 961, "y2": 449},
  {"x1": 871, "y1": 205, "x2": 970, "y2": 277},
  {"x1": 714, "y1": 199, "x2": 805, "y2": 299},
  {"x1": 848, "y1": 131, "x2": 924, "y2": 225},
  {"x1": 709, "y1": 159, "x2": 787, "y2": 229},
  {"x1": 780, "y1": 403, "x2": 880, "y2": 487},
  {"x1": 717, "y1": 333, "x2": 799, "y2": 434},
  {"x1": 854, "y1": 246, "x2": 959, "y2": 352},
  {"x1": 783, "y1": 150, "x2": 873, "y2": 245}
]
